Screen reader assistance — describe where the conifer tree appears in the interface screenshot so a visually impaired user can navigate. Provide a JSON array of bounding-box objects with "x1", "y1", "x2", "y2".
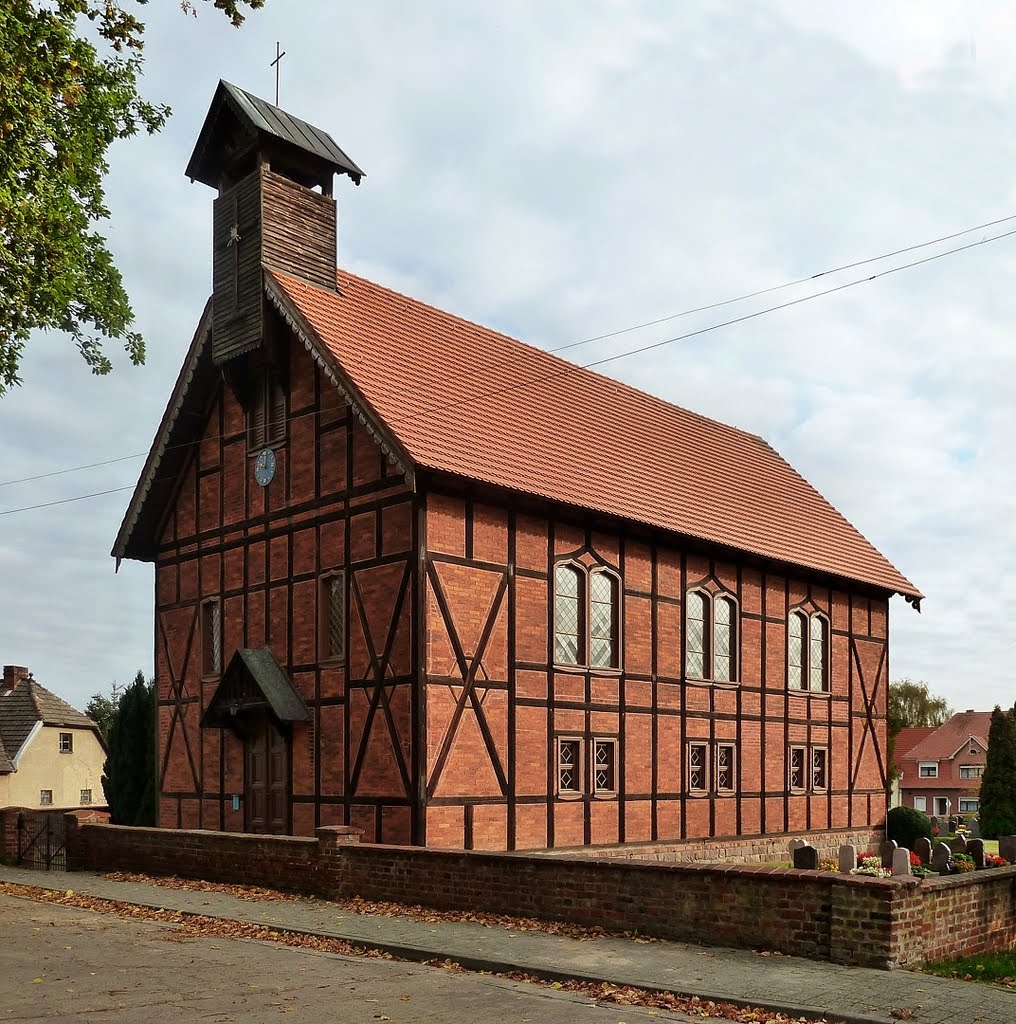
[
  {"x1": 101, "y1": 671, "x2": 156, "y2": 826},
  {"x1": 978, "y1": 704, "x2": 1016, "y2": 839}
]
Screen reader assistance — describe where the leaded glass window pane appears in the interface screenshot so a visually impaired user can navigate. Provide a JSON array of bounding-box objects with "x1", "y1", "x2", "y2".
[
  {"x1": 686, "y1": 591, "x2": 707, "y2": 679},
  {"x1": 716, "y1": 743, "x2": 734, "y2": 791},
  {"x1": 812, "y1": 747, "x2": 827, "y2": 790},
  {"x1": 328, "y1": 574, "x2": 345, "y2": 659},
  {"x1": 788, "y1": 612, "x2": 805, "y2": 690},
  {"x1": 203, "y1": 600, "x2": 221, "y2": 675},
  {"x1": 713, "y1": 597, "x2": 735, "y2": 681},
  {"x1": 688, "y1": 743, "x2": 707, "y2": 792},
  {"x1": 555, "y1": 565, "x2": 582, "y2": 665},
  {"x1": 558, "y1": 739, "x2": 580, "y2": 794},
  {"x1": 589, "y1": 572, "x2": 617, "y2": 669},
  {"x1": 789, "y1": 746, "x2": 805, "y2": 790},
  {"x1": 809, "y1": 616, "x2": 827, "y2": 692},
  {"x1": 594, "y1": 739, "x2": 615, "y2": 793}
]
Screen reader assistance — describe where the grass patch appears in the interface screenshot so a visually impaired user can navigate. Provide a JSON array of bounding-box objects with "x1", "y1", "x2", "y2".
[{"x1": 922, "y1": 951, "x2": 1016, "y2": 985}]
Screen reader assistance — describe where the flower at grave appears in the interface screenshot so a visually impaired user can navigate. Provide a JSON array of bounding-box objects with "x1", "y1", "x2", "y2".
[
  {"x1": 852, "y1": 855, "x2": 891, "y2": 878},
  {"x1": 908, "y1": 851, "x2": 922, "y2": 867},
  {"x1": 952, "y1": 853, "x2": 976, "y2": 873},
  {"x1": 856, "y1": 850, "x2": 880, "y2": 867},
  {"x1": 985, "y1": 854, "x2": 1009, "y2": 868},
  {"x1": 932, "y1": 826, "x2": 941, "y2": 837}
]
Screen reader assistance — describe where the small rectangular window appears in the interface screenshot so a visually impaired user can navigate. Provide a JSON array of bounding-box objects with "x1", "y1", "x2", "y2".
[
  {"x1": 202, "y1": 598, "x2": 222, "y2": 676},
  {"x1": 959, "y1": 798, "x2": 979, "y2": 813},
  {"x1": 593, "y1": 738, "x2": 617, "y2": 796},
  {"x1": 688, "y1": 742, "x2": 708, "y2": 793},
  {"x1": 812, "y1": 747, "x2": 828, "y2": 791},
  {"x1": 913, "y1": 796, "x2": 927, "y2": 812},
  {"x1": 918, "y1": 762, "x2": 938, "y2": 779},
  {"x1": 39, "y1": 790, "x2": 53, "y2": 806},
  {"x1": 715, "y1": 743, "x2": 735, "y2": 793},
  {"x1": 788, "y1": 745, "x2": 806, "y2": 791},
  {"x1": 959, "y1": 765, "x2": 984, "y2": 780},
  {"x1": 321, "y1": 572, "x2": 345, "y2": 661},
  {"x1": 80, "y1": 789, "x2": 92, "y2": 805},
  {"x1": 59, "y1": 732, "x2": 73, "y2": 753},
  {"x1": 557, "y1": 738, "x2": 581, "y2": 796}
]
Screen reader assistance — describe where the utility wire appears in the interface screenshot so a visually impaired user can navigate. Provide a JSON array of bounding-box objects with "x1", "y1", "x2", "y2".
[
  {"x1": 2, "y1": 216, "x2": 1015, "y2": 508},
  {"x1": 399, "y1": 224, "x2": 1016, "y2": 424},
  {"x1": 0, "y1": 485, "x2": 134, "y2": 517}
]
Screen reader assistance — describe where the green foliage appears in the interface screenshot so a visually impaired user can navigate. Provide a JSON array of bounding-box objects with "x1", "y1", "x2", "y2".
[
  {"x1": 85, "y1": 689, "x2": 118, "y2": 741},
  {"x1": 101, "y1": 669, "x2": 155, "y2": 826},
  {"x1": 887, "y1": 678, "x2": 951, "y2": 783},
  {"x1": 979, "y1": 704, "x2": 1016, "y2": 840},
  {"x1": 0, "y1": 0, "x2": 264, "y2": 394},
  {"x1": 886, "y1": 805, "x2": 932, "y2": 849}
]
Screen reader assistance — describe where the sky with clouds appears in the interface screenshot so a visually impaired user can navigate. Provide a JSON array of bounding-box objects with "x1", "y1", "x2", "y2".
[{"x1": 0, "y1": 1, "x2": 1013, "y2": 715}]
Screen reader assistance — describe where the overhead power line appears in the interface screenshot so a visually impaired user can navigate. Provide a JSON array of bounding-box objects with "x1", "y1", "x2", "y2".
[{"x1": 2, "y1": 215, "x2": 1015, "y2": 513}]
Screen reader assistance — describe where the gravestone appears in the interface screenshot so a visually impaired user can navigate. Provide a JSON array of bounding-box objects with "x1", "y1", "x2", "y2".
[
  {"x1": 788, "y1": 838, "x2": 807, "y2": 858},
  {"x1": 929, "y1": 816, "x2": 939, "y2": 832},
  {"x1": 949, "y1": 835, "x2": 968, "y2": 855},
  {"x1": 880, "y1": 839, "x2": 898, "y2": 868},
  {"x1": 792, "y1": 844, "x2": 819, "y2": 870},
  {"x1": 999, "y1": 836, "x2": 1016, "y2": 864},
  {"x1": 892, "y1": 848, "x2": 912, "y2": 876},
  {"x1": 967, "y1": 838, "x2": 985, "y2": 869},
  {"x1": 914, "y1": 836, "x2": 933, "y2": 865},
  {"x1": 932, "y1": 842, "x2": 952, "y2": 874},
  {"x1": 966, "y1": 819, "x2": 980, "y2": 839},
  {"x1": 838, "y1": 844, "x2": 857, "y2": 874},
  {"x1": 948, "y1": 816, "x2": 958, "y2": 833}
]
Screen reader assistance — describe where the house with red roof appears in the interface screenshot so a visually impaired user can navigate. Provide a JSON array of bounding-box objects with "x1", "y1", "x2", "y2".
[
  {"x1": 113, "y1": 82, "x2": 920, "y2": 849},
  {"x1": 894, "y1": 711, "x2": 990, "y2": 820}
]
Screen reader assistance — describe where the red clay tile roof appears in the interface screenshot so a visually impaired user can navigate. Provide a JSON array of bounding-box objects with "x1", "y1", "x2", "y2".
[
  {"x1": 904, "y1": 711, "x2": 991, "y2": 764},
  {"x1": 894, "y1": 727, "x2": 936, "y2": 766},
  {"x1": 268, "y1": 268, "x2": 921, "y2": 599}
]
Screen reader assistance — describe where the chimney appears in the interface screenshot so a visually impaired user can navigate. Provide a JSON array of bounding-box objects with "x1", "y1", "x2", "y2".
[
  {"x1": 184, "y1": 81, "x2": 363, "y2": 369},
  {"x1": 2, "y1": 665, "x2": 29, "y2": 692}
]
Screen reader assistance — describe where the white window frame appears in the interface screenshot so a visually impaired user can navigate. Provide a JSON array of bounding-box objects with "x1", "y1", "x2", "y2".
[
  {"x1": 787, "y1": 609, "x2": 830, "y2": 693},
  {"x1": 688, "y1": 742, "x2": 709, "y2": 793},
  {"x1": 592, "y1": 737, "x2": 618, "y2": 797},
  {"x1": 684, "y1": 588, "x2": 739, "y2": 683},
  {"x1": 918, "y1": 762, "x2": 938, "y2": 779},
  {"x1": 39, "y1": 790, "x2": 53, "y2": 806},
  {"x1": 913, "y1": 795, "x2": 927, "y2": 812},
  {"x1": 556, "y1": 736, "x2": 583, "y2": 798},
  {"x1": 959, "y1": 798, "x2": 979, "y2": 814},
  {"x1": 58, "y1": 732, "x2": 73, "y2": 753},
  {"x1": 958, "y1": 765, "x2": 983, "y2": 780},
  {"x1": 80, "y1": 789, "x2": 92, "y2": 805}
]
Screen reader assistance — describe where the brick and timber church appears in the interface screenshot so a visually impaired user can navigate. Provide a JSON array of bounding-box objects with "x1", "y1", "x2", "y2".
[{"x1": 113, "y1": 82, "x2": 922, "y2": 850}]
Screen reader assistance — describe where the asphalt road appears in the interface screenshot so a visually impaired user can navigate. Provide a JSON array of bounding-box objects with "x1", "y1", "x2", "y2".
[{"x1": 0, "y1": 893, "x2": 681, "y2": 1023}]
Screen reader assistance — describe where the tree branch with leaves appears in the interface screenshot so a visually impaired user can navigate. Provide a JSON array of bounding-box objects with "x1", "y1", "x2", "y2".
[{"x1": 0, "y1": 0, "x2": 264, "y2": 395}]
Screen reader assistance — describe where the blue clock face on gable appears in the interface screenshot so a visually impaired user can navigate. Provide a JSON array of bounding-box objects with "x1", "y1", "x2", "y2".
[{"x1": 253, "y1": 447, "x2": 276, "y2": 487}]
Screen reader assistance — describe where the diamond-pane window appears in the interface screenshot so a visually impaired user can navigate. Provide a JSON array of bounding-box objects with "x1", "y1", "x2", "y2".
[
  {"x1": 202, "y1": 599, "x2": 222, "y2": 676},
  {"x1": 558, "y1": 738, "x2": 581, "y2": 795},
  {"x1": 812, "y1": 747, "x2": 828, "y2": 790},
  {"x1": 324, "y1": 573, "x2": 345, "y2": 660},
  {"x1": 688, "y1": 742, "x2": 707, "y2": 792},
  {"x1": 714, "y1": 597, "x2": 735, "y2": 682},
  {"x1": 593, "y1": 739, "x2": 616, "y2": 794},
  {"x1": 554, "y1": 565, "x2": 583, "y2": 666},
  {"x1": 788, "y1": 612, "x2": 804, "y2": 689},
  {"x1": 716, "y1": 743, "x2": 735, "y2": 792},
  {"x1": 789, "y1": 746, "x2": 806, "y2": 790},
  {"x1": 686, "y1": 592, "x2": 707, "y2": 679},
  {"x1": 589, "y1": 572, "x2": 617, "y2": 669},
  {"x1": 809, "y1": 616, "x2": 827, "y2": 692}
]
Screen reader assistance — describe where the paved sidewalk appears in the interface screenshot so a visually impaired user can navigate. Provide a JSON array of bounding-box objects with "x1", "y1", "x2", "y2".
[{"x1": 1, "y1": 865, "x2": 1012, "y2": 1024}]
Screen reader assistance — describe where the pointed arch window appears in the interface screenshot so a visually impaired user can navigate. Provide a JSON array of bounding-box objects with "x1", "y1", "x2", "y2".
[
  {"x1": 788, "y1": 609, "x2": 829, "y2": 692},
  {"x1": 553, "y1": 562, "x2": 620, "y2": 669},
  {"x1": 684, "y1": 589, "x2": 738, "y2": 682}
]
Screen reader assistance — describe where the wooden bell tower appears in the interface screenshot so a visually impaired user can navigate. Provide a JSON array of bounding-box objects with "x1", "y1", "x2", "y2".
[{"x1": 185, "y1": 80, "x2": 364, "y2": 367}]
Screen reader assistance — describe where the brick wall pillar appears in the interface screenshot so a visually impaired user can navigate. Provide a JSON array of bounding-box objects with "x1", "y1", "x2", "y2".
[
  {"x1": 0, "y1": 807, "x2": 27, "y2": 865},
  {"x1": 314, "y1": 825, "x2": 363, "y2": 896},
  {"x1": 64, "y1": 809, "x2": 110, "y2": 871}
]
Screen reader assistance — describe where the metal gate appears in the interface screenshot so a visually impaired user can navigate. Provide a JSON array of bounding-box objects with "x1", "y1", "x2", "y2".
[{"x1": 16, "y1": 811, "x2": 67, "y2": 870}]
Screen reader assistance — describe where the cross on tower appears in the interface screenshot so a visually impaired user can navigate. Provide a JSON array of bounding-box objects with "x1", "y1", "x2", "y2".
[{"x1": 270, "y1": 41, "x2": 286, "y2": 105}]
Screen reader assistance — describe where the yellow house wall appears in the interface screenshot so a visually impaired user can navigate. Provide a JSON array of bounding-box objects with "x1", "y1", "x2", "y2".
[{"x1": 5, "y1": 726, "x2": 106, "y2": 809}]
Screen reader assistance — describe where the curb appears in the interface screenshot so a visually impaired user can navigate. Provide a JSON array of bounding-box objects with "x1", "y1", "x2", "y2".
[{"x1": 0, "y1": 876, "x2": 897, "y2": 1024}]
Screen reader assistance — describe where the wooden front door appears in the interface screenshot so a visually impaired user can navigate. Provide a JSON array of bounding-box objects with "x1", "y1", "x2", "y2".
[{"x1": 245, "y1": 712, "x2": 289, "y2": 834}]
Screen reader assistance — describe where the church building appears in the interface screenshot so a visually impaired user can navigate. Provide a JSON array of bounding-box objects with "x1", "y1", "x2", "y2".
[{"x1": 113, "y1": 82, "x2": 921, "y2": 849}]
